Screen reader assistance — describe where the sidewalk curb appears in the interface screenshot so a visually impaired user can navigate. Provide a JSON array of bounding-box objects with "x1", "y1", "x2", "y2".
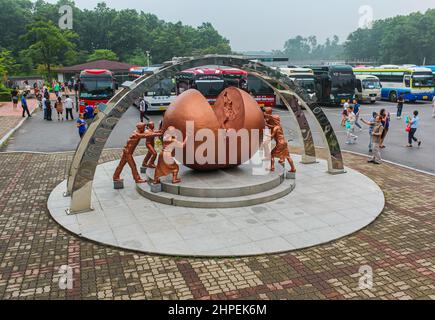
[{"x1": 0, "y1": 107, "x2": 38, "y2": 148}]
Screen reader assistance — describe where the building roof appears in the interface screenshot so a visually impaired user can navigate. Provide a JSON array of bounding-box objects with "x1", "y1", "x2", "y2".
[{"x1": 57, "y1": 60, "x2": 135, "y2": 73}]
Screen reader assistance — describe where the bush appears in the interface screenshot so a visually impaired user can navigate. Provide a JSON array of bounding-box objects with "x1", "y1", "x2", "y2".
[{"x1": 0, "y1": 87, "x2": 11, "y2": 102}]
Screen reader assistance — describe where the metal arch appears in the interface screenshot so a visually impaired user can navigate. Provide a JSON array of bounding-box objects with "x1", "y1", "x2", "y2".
[{"x1": 67, "y1": 55, "x2": 344, "y2": 213}]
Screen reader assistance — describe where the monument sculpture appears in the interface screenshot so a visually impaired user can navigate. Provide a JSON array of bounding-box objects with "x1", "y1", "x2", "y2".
[
  {"x1": 161, "y1": 87, "x2": 265, "y2": 170},
  {"x1": 113, "y1": 122, "x2": 162, "y2": 186},
  {"x1": 153, "y1": 126, "x2": 189, "y2": 184},
  {"x1": 264, "y1": 107, "x2": 297, "y2": 174},
  {"x1": 141, "y1": 122, "x2": 160, "y2": 169}
]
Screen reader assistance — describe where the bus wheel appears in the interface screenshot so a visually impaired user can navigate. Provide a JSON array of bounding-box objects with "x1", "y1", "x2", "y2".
[
  {"x1": 389, "y1": 92, "x2": 398, "y2": 103},
  {"x1": 370, "y1": 100, "x2": 376, "y2": 104}
]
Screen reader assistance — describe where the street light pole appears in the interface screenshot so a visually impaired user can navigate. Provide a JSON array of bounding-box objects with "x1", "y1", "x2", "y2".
[{"x1": 146, "y1": 51, "x2": 150, "y2": 67}]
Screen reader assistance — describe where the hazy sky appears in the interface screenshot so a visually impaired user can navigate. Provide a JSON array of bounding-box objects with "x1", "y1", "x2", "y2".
[{"x1": 47, "y1": 0, "x2": 434, "y2": 51}]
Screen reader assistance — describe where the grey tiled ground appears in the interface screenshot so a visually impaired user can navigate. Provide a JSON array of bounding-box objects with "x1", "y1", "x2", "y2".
[{"x1": 48, "y1": 155, "x2": 385, "y2": 257}]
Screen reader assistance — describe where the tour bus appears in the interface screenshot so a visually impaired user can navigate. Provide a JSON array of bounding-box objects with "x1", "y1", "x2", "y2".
[
  {"x1": 79, "y1": 69, "x2": 116, "y2": 113},
  {"x1": 278, "y1": 67, "x2": 316, "y2": 97},
  {"x1": 353, "y1": 66, "x2": 435, "y2": 102},
  {"x1": 354, "y1": 74, "x2": 382, "y2": 103},
  {"x1": 305, "y1": 65, "x2": 356, "y2": 107},
  {"x1": 129, "y1": 66, "x2": 177, "y2": 112},
  {"x1": 246, "y1": 74, "x2": 276, "y2": 107},
  {"x1": 175, "y1": 66, "x2": 248, "y2": 105}
]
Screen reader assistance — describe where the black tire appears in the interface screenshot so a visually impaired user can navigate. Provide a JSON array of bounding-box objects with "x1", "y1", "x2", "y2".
[
  {"x1": 389, "y1": 92, "x2": 398, "y2": 103},
  {"x1": 370, "y1": 100, "x2": 376, "y2": 104}
]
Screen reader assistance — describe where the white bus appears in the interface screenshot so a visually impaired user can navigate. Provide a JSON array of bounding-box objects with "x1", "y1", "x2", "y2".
[{"x1": 355, "y1": 74, "x2": 381, "y2": 104}]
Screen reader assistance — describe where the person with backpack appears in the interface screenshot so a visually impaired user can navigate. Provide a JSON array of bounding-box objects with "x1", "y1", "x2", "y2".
[
  {"x1": 367, "y1": 116, "x2": 384, "y2": 165},
  {"x1": 406, "y1": 110, "x2": 422, "y2": 148},
  {"x1": 55, "y1": 97, "x2": 64, "y2": 121}
]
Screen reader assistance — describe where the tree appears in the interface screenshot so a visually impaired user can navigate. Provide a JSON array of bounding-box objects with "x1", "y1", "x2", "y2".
[
  {"x1": 87, "y1": 49, "x2": 119, "y2": 62},
  {"x1": 20, "y1": 20, "x2": 77, "y2": 77}
]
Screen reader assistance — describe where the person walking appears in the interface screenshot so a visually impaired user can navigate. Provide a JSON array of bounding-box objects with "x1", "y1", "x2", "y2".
[
  {"x1": 379, "y1": 108, "x2": 390, "y2": 149},
  {"x1": 55, "y1": 97, "x2": 64, "y2": 121},
  {"x1": 345, "y1": 105, "x2": 358, "y2": 144},
  {"x1": 11, "y1": 87, "x2": 19, "y2": 110},
  {"x1": 406, "y1": 110, "x2": 422, "y2": 148},
  {"x1": 361, "y1": 111, "x2": 377, "y2": 153},
  {"x1": 20, "y1": 94, "x2": 31, "y2": 118},
  {"x1": 353, "y1": 99, "x2": 362, "y2": 130},
  {"x1": 45, "y1": 99, "x2": 53, "y2": 121},
  {"x1": 368, "y1": 116, "x2": 384, "y2": 165},
  {"x1": 139, "y1": 96, "x2": 150, "y2": 123},
  {"x1": 76, "y1": 113, "x2": 87, "y2": 139},
  {"x1": 397, "y1": 93, "x2": 405, "y2": 119},
  {"x1": 64, "y1": 95, "x2": 74, "y2": 120},
  {"x1": 54, "y1": 81, "x2": 60, "y2": 98},
  {"x1": 84, "y1": 103, "x2": 95, "y2": 127}
]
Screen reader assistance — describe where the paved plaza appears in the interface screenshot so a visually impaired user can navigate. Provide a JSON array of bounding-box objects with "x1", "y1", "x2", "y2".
[{"x1": 0, "y1": 148, "x2": 433, "y2": 300}]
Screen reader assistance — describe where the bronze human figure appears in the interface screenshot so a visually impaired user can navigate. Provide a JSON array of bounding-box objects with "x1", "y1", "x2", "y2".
[
  {"x1": 153, "y1": 126, "x2": 189, "y2": 184},
  {"x1": 264, "y1": 107, "x2": 296, "y2": 173},
  {"x1": 141, "y1": 122, "x2": 161, "y2": 169},
  {"x1": 113, "y1": 123, "x2": 162, "y2": 184}
]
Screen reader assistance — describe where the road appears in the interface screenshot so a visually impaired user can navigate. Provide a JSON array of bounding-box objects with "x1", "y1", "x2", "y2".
[{"x1": 2, "y1": 100, "x2": 435, "y2": 174}]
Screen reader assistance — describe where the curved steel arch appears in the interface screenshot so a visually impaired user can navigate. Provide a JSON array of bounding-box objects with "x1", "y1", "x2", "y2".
[{"x1": 67, "y1": 55, "x2": 344, "y2": 213}]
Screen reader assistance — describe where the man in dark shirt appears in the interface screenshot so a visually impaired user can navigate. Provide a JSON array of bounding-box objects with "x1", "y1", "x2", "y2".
[{"x1": 397, "y1": 93, "x2": 405, "y2": 119}]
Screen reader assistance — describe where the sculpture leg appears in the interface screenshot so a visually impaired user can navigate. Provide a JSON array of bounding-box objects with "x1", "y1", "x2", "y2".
[
  {"x1": 126, "y1": 154, "x2": 145, "y2": 183},
  {"x1": 286, "y1": 156, "x2": 296, "y2": 173},
  {"x1": 113, "y1": 154, "x2": 127, "y2": 181},
  {"x1": 270, "y1": 158, "x2": 275, "y2": 172},
  {"x1": 172, "y1": 170, "x2": 181, "y2": 184},
  {"x1": 142, "y1": 151, "x2": 152, "y2": 167}
]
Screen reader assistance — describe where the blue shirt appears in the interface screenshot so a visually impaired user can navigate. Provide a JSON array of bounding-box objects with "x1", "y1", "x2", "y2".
[
  {"x1": 85, "y1": 106, "x2": 95, "y2": 119},
  {"x1": 353, "y1": 103, "x2": 360, "y2": 114},
  {"x1": 368, "y1": 116, "x2": 375, "y2": 133},
  {"x1": 411, "y1": 116, "x2": 419, "y2": 129},
  {"x1": 21, "y1": 96, "x2": 27, "y2": 107},
  {"x1": 77, "y1": 119, "x2": 87, "y2": 134}
]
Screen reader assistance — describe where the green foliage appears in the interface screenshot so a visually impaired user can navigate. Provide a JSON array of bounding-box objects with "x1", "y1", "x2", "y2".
[
  {"x1": 87, "y1": 49, "x2": 119, "y2": 62},
  {"x1": 274, "y1": 35, "x2": 344, "y2": 61},
  {"x1": 345, "y1": 9, "x2": 435, "y2": 64},
  {"x1": 20, "y1": 20, "x2": 77, "y2": 77}
]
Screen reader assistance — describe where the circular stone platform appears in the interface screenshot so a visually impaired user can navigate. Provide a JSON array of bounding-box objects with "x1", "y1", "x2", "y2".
[
  {"x1": 137, "y1": 163, "x2": 295, "y2": 208},
  {"x1": 48, "y1": 155, "x2": 385, "y2": 257}
]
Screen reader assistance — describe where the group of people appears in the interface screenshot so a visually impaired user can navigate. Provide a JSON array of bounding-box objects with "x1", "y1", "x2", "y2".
[
  {"x1": 38, "y1": 86, "x2": 76, "y2": 122},
  {"x1": 341, "y1": 96, "x2": 424, "y2": 165}
]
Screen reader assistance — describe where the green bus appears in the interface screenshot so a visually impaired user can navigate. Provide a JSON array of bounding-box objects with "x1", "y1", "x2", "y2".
[{"x1": 305, "y1": 65, "x2": 356, "y2": 107}]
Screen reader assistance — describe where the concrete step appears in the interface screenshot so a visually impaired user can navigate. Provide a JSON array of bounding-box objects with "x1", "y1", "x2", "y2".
[
  {"x1": 136, "y1": 179, "x2": 296, "y2": 209},
  {"x1": 144, "y1": 164, "x2": 286, "y2": 198}
]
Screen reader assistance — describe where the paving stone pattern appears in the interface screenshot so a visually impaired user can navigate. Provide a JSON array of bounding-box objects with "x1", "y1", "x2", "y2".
[{"x1": 0, "y1": 149, "x2": 433, "y2": 300}]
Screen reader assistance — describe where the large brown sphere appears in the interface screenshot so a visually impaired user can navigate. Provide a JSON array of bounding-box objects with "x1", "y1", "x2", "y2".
[{"x1": 162, "y1": 87, "x2": 265, "y2": 171}]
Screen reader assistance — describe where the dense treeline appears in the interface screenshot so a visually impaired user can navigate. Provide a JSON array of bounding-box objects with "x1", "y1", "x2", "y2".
[
  {"x1": 344, "y1": 9, "x2": 435, "y2": 64},
  {"x1": 272, "y1": 35, "x2": 344, "y2": 61},
  {"x1": 0, "y1": 0, "x2": 232, "y2": 77}
]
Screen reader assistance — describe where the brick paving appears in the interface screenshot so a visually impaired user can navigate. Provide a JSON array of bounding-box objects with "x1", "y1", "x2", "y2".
[
  {"x1": 0, "y1": 99, "x2": 39, "y2": 142},
  {"x1": 0, "y1": 149, "x2": 433, "y2": 300}
]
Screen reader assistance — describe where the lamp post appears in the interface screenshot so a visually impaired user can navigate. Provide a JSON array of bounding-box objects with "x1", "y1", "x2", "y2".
[{"x1": 146, "y1": 51, "x2": 151, "y2": 67}]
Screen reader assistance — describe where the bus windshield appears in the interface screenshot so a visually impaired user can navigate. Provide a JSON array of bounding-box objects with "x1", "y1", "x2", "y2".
[
  {"x1": 293, "y1": 78, "x2": 316, "y2": 93},
  {"x1": 146, "y1": 78, "x2": 175, "y2": 97},
  {"x1": 412, "y1": 73, "x2": 434, "y2": 87},
  {"x1": 331, "y1": 71, "x2": 355, "y2": 94},
  {"x1": 195, "y1": 80, "x2": 225, "y2": 97},
  {"x1": 362, "y1": 79, "x2": 381, "y2": 89},
  {"x1": 248, "y1": 76, "x2": 274, "y2": 95},
  {"x1": 80, "y1": 78, "x2": 114, "y2": 100}
]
